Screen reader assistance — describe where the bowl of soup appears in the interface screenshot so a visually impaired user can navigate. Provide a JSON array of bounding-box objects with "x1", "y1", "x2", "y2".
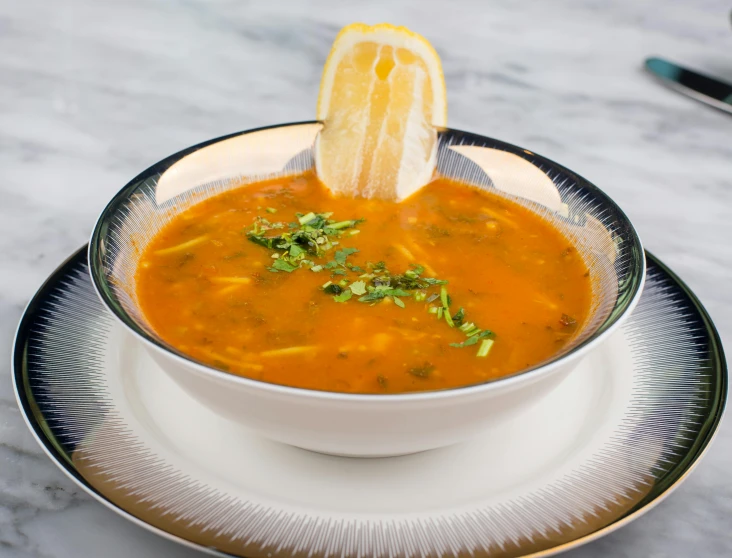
[{"x1": 89, "y1": 122, "x2": 644, "y2": 457}]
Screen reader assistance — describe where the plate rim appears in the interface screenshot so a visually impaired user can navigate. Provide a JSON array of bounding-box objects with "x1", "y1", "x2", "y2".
[{"x1": 11, "y1": 245, "x2": 728, "y2": 558}]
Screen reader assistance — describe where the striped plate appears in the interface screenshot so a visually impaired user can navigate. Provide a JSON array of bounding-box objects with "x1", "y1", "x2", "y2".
[{"x1": 13, "y1": 246, "x2": 726, "y2": 558}]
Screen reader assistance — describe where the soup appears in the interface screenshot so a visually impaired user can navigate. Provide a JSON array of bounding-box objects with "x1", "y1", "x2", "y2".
[{"x1": 135, "y1": 172, "x2": 591, "y2": 394}]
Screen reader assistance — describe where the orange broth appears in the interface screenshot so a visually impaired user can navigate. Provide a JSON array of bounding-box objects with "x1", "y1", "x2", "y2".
[{"x1": 136, "y1": 172, "x2": 591, "y2": 394}]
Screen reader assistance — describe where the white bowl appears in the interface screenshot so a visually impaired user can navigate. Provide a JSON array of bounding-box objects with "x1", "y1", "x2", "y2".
[
  {"x1": 142, "y1": 339, "x2": 603, "y2": 457},
  {"x1": 89, "y1": 122, "x2": 645, "y2": 457}
]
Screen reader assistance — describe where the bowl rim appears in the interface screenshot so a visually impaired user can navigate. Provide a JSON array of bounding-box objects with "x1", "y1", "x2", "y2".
[{"x1": 88, "y1": 120, "x2": 646, "y2": 401}]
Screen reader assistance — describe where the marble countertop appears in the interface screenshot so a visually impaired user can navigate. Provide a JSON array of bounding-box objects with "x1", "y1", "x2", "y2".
[{"x1": 1, "y1": 0, "x2": 731, "y2": 556}]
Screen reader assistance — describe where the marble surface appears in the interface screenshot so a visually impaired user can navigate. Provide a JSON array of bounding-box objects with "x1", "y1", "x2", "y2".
[{"x1": 1, "y1": 0, "x2": 731, "y2": 556}]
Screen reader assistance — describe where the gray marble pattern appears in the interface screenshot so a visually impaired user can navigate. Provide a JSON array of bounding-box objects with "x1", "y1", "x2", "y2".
[{"x1": 1, "y1": 0, "x2": 730, "y2": 556}]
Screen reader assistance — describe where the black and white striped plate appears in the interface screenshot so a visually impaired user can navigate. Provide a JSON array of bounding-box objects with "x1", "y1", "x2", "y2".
[{"x1": 13, "y1": 246, "x2": 726, "y2": 558}]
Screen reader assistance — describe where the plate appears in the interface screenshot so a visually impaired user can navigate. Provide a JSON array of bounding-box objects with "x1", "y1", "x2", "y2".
[{"x1": 13, "y1": 246, "x2": 726, "y2": 558}]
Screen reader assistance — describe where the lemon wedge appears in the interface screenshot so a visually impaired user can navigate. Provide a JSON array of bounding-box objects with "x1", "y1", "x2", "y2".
[{"x1": 315, "y1": 23, "x2": 447, "y2": 200}]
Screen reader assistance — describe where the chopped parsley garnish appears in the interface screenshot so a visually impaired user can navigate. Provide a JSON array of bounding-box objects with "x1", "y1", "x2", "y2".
[
  {"x1": 247, "y1": 210, "x2": 362, "y2": 272},
  {"x1": 450, "y1": 330, "x2": 493, "y2": 348},
  {"x1": 407, "y1": 264, "x2": 425, "y2": 276},
  {"x1": 440, "y1": 286, "x2": 450, "y2": 309},
  {"x1": 248, "y1": 234, "x2": 280, "y2": 250},
  {"x1": 334, "y1": 247, "x2": 358, "y2": 265},
  {"x1": 439, "y1": 286, "x2": 456, "y2": 327},
  {"x1": 289, "y1": 244, "x2": 305, "y2": 259},
  {"x1": 329, "y1": 220, "x2": 358, "y2": 230},
  {"x1": 357, "y1": 286, "x2": 412, "y2": 304},
  {"x1": 333, "y1": 290, "x2": 352, "y2": 303},
  {"x1": 452, "y1": 307, "x2": 465, "y2": 326},
  {"x1": 476, "y1": 338, "x2": 494, "y2": 357},
  {"x1": 268, "y1": 258, "x2": 298, "y2": 273},
  {"x1": 349, "y1": 280, "x2": 367, "y2": 296},
  {"x1": 323, "y1": 283, "x2": 342, "y2": 295},
  {"x1": 298, "y1": 212, "x2": 316, "y2": 225},
  {"x1": 372, "y1": 273, "x2": 447, "y2": 291},
  {"x1": 383, "y1": 288, "x2": 411, "y2": 297},
  {"x1": 358, "y1": 291, "x2": 385, "y2": 303},
  {"x1": 246, "y1": 210, "x2": 498, "y2": 358}
]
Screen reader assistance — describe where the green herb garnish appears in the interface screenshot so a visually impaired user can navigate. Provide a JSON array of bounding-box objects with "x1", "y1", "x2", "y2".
[
  {"x1": 369, "y1": 263, "x2": 447, "y2": 291},
  {"x1": 439, "y1": 286, "x2": 455, "y2": 326},
  {"x1": 329, "y1": 220, "x2": 358, "y2": 230},
  {"x1": 383, "y1": 288, "x2": 410, "y2": 297},
  {"x1": 440, "y1": 286, "x2": 450, "y2": 308},
  {"x1": 268, "y1": 258, "x2": 298, "y2": 273},
  {"x1": 335, "y1": 247, "x2": 358, "y2": 265},
  {"x1": 247, "y1": 210, "x2": 497, "y2": 357},
  {"x1": 289, "y1": 244, "x2": 305, "y2": 258},
  {"x1": 333, "y1": 290, "x2": 352, "y2": 303},
  {"x1": 248, "y1": 234, "x2": 280, "y2": 250},
  {"x1": 248, "y1": 210, "x2": 361, "y2": 264},
  {"x1": 450, "y1": 330, "x2": 493, "y2": 348},
  {"x1": 298, "y1": 212, "x2": 316, "y2": 225},
  {"x1": 349, "y1": 280, "x2": 367, "y2": 296},
  {"x1": 452, "y1": 307, "x2": 465, "y2": 326},
  {"x1": 323, "y1": 283, "x2": 342, "y2": 295},
  {"x1": 358, "y1": 291, "x2": 386, "y2": 303},
  {"x1": 476, "y1": 338, "x2": 494, "y2": 357}
]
